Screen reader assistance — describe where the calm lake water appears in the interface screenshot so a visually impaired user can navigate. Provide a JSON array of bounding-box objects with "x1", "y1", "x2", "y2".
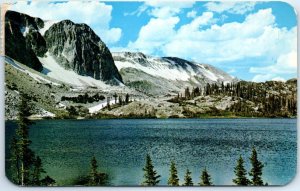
[{"x1": 5, "y1": 118, "x2": 297, "y2": 186}]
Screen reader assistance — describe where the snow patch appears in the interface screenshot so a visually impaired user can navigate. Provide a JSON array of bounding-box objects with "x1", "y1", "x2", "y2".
[
  {"x1": 21, "y1": 26, "x2": 30, "y2": 37},
  {"x1": 38, "y1": 52, "x2": 110, "y2": 88},
  {"x1": 201, "y1": 68, "x2": 218, "y2": 82},
  {"x1": 30, "y1": 109, "x2": 55, "y2": 118},
  {"x1": 89, "y1": 100, "x2": 116, "y2": 113},
  {"x1": 5, "y1": 57, "x2": 60, "y2": 86},
  {"x1": 114, "y1": 52, "x2": 231, "y2": 82}
]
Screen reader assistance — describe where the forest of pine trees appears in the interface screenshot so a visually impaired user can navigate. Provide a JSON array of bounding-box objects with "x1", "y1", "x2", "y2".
[
  {"x1": 61, "y1": 93, "x2": 105, "y2": 104},
  {"x1": 169, "y1": 80, "x2": 297, "y2": 117},
  {"x1": 233, "y1": 147, "x2": 266, "y2": 186},
  {"x1": 142, "y1": 148, "x2": 265, "y2": 186},
  {"x1": 8, "y1": 93, "x2": 55, "y2": 186}
]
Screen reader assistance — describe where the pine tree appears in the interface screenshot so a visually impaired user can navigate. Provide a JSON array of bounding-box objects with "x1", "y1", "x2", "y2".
[
  {"x1": 167, "y1": 161, "x2": 179, "y2": 186},
  {"x1": 9, "y1": 136, "x2": 21, "y2": 184},
  {"x1": 9, "y1": 93, "x2": 55, "y2": 186},
  {"x1": 199, "y1": 167, "x2": 212, "y2": 186},
  {"x1": 118, "y1": 95, "x2": 123, "y2": 105},
  {"x1": 40, "y1": 175, "x2": 56, "y2": 186},
  {"x1": 125, "y1": 93, "x2": 130, "y2": 104},
  {"x1": 183, "y1": 169, "x2": 193, "y2": 186},
  {"x1": 249, "y1": 147, "x2": 264, "y2": 185},
  {"x1": 89, "y1": 156, "x2": 98, "y2": 186},
  {"x1": 233, "y1": 155, "x2": 250, "y2": 185},
  {"x1": 113, "y1": 93, "x2": 118, "y2": 104},
  {"x1": 86, "y1": 156, "x2": 108, "y2": 186},
  {"x1": 31, "y1": 156, "x2": 45, "y2": 185},
  {"x1": 185, "y1": 87, "x2": 191, "y2": 99},
  {"x1": 16, "y1": 93, "x2": 35, "y2": 186},
  {"x1": 142, "y1": 154, "x2": 161, "y2": 186}
]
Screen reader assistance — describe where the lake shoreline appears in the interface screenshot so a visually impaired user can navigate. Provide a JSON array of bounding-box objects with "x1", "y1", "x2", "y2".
[
  {"x1": 5, "y1": 118, "x2": 297, "y2": 186},
  {"x1": 5, "y1": 114, "x2": 297, "y2": 121}
]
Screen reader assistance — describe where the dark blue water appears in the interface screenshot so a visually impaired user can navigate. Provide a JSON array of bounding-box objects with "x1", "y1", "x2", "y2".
[{"x1": 5, "y1": 118, "x2": 297, "y2": 186}]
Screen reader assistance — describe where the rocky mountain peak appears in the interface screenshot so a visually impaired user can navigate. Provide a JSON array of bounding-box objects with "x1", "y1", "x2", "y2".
[
  {"x1": 44, "y1": 20, "x2": 123, "y2": 84},
  {"x1": 5, "y1": 10, "x2": 46, "y2": 71}
]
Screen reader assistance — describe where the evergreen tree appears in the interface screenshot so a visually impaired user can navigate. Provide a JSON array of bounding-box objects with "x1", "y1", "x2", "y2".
[
  {"x1": 183, "y1": 169, "x2": 193, "y2": 186},
  {"x1": 167, "y1": 161, "x2": 179, "y2": 186},
  {"x1": 142, "y1": 154, "x2": 161, "y2": 186},
  {"x1": 113, "y1": 93, "x2": 118, "y2": 104},
  {"x1": 118, "y1": 95, "x2": 123, "y2": 105},
  {"x1": 10, "y1": 93, "x2": 55, "y2": 186},
  {"x1": 9, "y1": 136, "x2": 21, "y2": 184},
  {"x1": 16, "y1": 93, "x2": 35, "y2": 186},
  {"x1": 233, "y1": 155, "x2": 250, "y2": 186},
  {"x1": 125, "y1": 93, "x2": 130, "y2": 104},
  {"x1": 87, "y1": 156, "x2": 108, "y2": 186},
  {"x1": 89, "y1": 156, "x2": 98, "y2": 186},
  {"x1": 31, "y1": 156, "x2": 45, "y2": 185},
  {"x1": 199, "y1": 167, "x2": 213, "y2": 186},
  {"x1": 185, "y1": 87, "x2": 191, "y2": 99},
  {"x1": 249, "y1": 147, "x2": 264, "y2": 185},
  {"x1": 40, "y1": 176, "x2": 56, "y2": 186}
]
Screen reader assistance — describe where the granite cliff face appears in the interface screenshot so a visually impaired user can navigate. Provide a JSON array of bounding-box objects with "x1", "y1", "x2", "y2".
[
  {"x1": 5, "y1": 11, "x2": 45, "y2": 71},
  {"x1": 5, "y1": 10, "x2": 123, "y2": 84},
  {"x1": 44, "y1": 20, "x2": 123, "y2": 84}
]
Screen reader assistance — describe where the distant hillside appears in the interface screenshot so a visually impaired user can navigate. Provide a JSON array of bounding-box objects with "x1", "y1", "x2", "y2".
[{"x1": 113, "y1": 52, "x2": 237, "y2": 96}]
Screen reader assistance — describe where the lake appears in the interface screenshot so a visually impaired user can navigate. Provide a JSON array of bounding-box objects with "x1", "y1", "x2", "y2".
[{"x1": 5, "y1": 118, "x2": 297, "y2": 186}]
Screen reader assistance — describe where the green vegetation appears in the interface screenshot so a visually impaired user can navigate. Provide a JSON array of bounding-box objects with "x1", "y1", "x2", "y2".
[
  {"x1": 168, "y1": 161, "x2": 179, "y2": 186},
  {"x1": 139, "y1": 147, "x2": 265, "y2": 186},
  {"x1": 199, "y1": 167, "x2": 213, "y2": 186},
  {"x1": 72, "y1": 157, "x2": 109, "y2": 186},
  {"x1": 183, "y1": 169, "x2": 193, "y2": 186},
  {"x1": 233, "y1": 156, "x2": 250, "y2": 185},
  {"x1": 233, "y1": 148, "x2": 265, "y2": 186},
  {"x1": 249, "y1": 147, "x2": 264, "y2": 186},
  {"x1": 8, "y1": 93, "x2": 55, "y2": 186},
  {"x1": 61, "y1": 93, "x2": 105, "y2": 103},
  {"x1": 169, "y1": 80, "x2": 297, "y2": 118},
  {"x1": 142, "y1": 154, "x2": 161, "y2": 186}
]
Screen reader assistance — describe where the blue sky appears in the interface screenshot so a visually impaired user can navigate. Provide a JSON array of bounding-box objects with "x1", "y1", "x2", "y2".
[{"x1": 11, "y1": 1, "x2": 297, "y2": 82}]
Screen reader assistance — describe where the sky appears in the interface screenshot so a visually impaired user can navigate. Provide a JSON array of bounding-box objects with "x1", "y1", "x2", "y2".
[{"x1": 10, "y1": 1, "x2": 297, "y2": 82}]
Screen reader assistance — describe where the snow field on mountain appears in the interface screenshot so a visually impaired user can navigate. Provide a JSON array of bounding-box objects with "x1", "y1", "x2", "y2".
[{"x1": 38, "y1": 53, "x2": 110, "y2": 88}]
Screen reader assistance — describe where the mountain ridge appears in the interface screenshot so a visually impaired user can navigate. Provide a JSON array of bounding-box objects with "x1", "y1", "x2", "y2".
[{"x1": 5, "y1": 10, "x2": 123, "y2": 85}]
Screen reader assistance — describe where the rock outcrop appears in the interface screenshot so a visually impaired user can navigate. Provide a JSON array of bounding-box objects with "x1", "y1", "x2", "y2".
[
  {"x1": 44, "y1": 20, "x2": 123, "y2": 84},
  {"x1": 5, "y1": 10, "x2": 45, "y2": 71},
  {"x1": 5, "y1": 10, "x2": 123, "y2": 85}
]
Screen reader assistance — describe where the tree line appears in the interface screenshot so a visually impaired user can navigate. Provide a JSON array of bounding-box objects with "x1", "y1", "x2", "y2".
[
  {"x1": 61, "y1": 93, "x2": 105, "y2": 104},
  {"x1": 8, "y1": 93, "x2": 55, "y2": 186},
  {"x1": 106, "y1": 93, "x2": 130, "y2": 110},
  {"x1": 8, "y1": 93, "x2": 110, "y2": 186},
  {"x1": 142, "y1": 147, "x2": 266, "y2": 186},
  {"x1": 170, "y1": 80, "x2": 297, "y2": 117}
]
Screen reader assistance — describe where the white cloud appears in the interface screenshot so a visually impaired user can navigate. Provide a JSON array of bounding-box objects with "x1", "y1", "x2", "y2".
[
  {"x1": 128, "y1": 0, "x2": 195, "y2": 19},
  {"x1": 163, "y1": 9, "x2": 293, "y2": 63},
  {"x1": 124, "y1": 4, "x2": 148, "y2": 17},
  {"x1": 252, "y1": 74, "x2": 274, "y2": 82},
  {"x1": 250, "y1": 50, "x2": 297, "y2": 82},
  {"x1": 204, "y1": 2, "x2": 257, "y2": 14},
  {"x1": 126, "y1": 8, "x2": 296, "y2": 82},
  {"x1": 250, "y1": 51, "x2": 297, "y2": 74},
  {"x1": 272, "y1": 77, "x2": 286, "y2": 82},
  {"x1": 145, "y1": 0, "x2": 195, "y2": 9},
  {"x1": 10, "y1": 1, "x2": 122, "y2": 44},
  {"x1": 187, "y1": 10, "x2": 197, "y2": 18},
  {"x1": 128, "y1": 17, "x2": 179, "y2": 54},
  {"x1": 252, "y1": 74, "x2": 287, "y2": 82}
]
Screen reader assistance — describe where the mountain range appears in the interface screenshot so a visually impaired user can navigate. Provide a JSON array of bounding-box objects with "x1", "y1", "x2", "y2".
[{"x1": 5, "y1": 10, "x2": 295, "y2": 120}]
